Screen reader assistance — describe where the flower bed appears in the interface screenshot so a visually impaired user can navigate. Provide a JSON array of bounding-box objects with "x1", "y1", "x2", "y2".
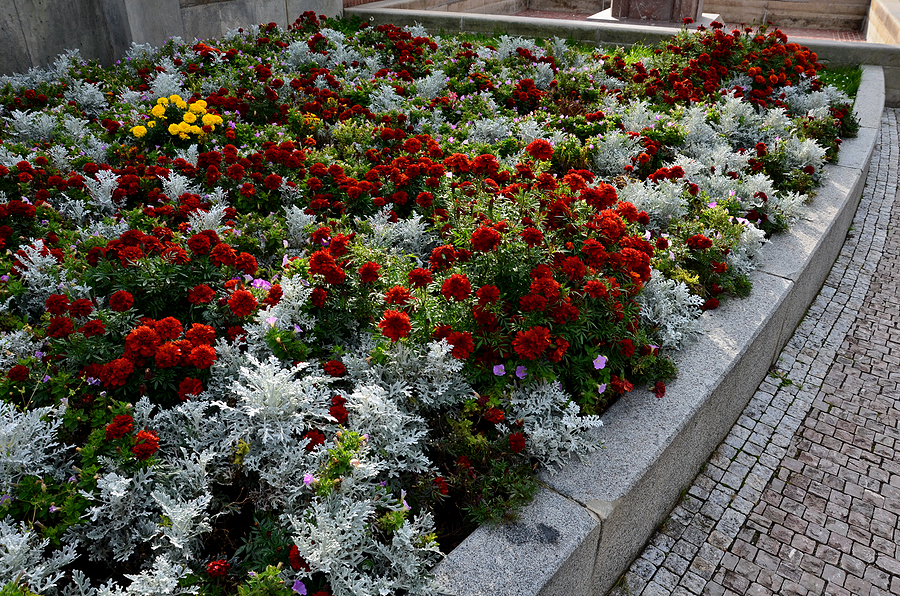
[{"x1": 0, "y1": 13, "x2": 857, "y2": 596}]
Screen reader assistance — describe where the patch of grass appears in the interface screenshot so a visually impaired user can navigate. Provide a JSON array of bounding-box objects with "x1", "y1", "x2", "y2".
[{"x1": 819, "y1": 65, "x2": 863, "y2": 99}]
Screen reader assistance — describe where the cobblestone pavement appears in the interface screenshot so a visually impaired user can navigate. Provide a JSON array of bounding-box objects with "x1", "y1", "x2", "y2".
[{"x1": 608, "y1": 108, "x2": 900, "y2": 596}]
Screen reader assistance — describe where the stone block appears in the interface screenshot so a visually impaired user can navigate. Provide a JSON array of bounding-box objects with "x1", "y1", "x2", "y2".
[
  {"x1": 14, "y1": 0, "x2": 116, "y2": 69},
  {"x1": 431, "y1": 488, "x2": 600, "y2": 596},
  {"x1": 180, "y1": 0, "x2": 287, "y2": 41},
  {"x1": 287, "y1": 0, "x2": 343, "y2": 19},
  {"x1": 122, "y1": 0, "x2": 184, "y2": 47},
  {"x1": 855, "y1": 65, "x2": 886, "y2": 131},
  {"x1": 0, "y1": 2, "x2": 33, "y2": 75}
]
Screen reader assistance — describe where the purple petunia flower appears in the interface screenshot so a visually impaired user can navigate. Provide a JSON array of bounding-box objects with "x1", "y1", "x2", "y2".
[
  {"x1": 515, "y1": 366, "x2": 527, "y2": 379},
  {"x1": 493, "y1": 364, "x2": 505, "y2": 376},
  {"x1": 593, "y1": 355, "x2": 607, "y2": 370}
]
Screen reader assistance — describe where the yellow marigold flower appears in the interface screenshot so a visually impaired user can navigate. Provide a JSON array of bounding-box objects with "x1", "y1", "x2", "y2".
[
  {"x1": 168, "y1": 123, "x2": 180, "y2": 135},
  {"x1": 189, "y1": 125, "x2": 202, "y2": 135},
  {"x1": 179, "y1": 132, "x2": 189, "y2": 140},
  {"x1": 169, "y1": 94, "x2": 183, "y2": 104},
  {"x1": 157, "y1": 97, "x2": 169, "y2": 106},
  {"x1": 189, "y1": 100, "x2": 207, "y2": 113},
  {"x1": 178, "y1": 122, "x2": 191, "y2": 133},
  {"x1": 211, "y1": 115, "x2": 223, "y2": 125},
  {"x1": 131, "y1": 125, "x2": 147, "y2": 138},
  {"x1": 176, "y1": 100, "x2": 188, "y2": 111},
  {"x1": 201, "y1": 113, "x2": 217, "y2": 127},
  {"x1": 148, "y1": 120, "x2": 156, "y2": 128},
  {"x1": 182, "y1": 112, "x2": 197, "y2": 124},
  {"x1": 151, "y1": 104, "x2": 166, "y2": 118}
]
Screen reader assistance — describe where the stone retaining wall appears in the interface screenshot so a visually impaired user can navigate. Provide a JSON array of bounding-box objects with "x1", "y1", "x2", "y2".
[
  {"x1": 867, "y1": 0, "x2": 900, "y2": 44},
  {"x1": 703, "y1": 0, "x2": 869, "y2": 30},
  {"x1": 0, "y1": 0, "x2": 341, "y2": 76}
]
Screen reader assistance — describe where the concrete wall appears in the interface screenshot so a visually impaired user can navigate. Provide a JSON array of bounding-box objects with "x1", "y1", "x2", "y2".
[
  {"x1": 867, "y1": 0, "x2": 900, "y2": 44},
  {"x1": 0, "y1": 0, "x2": 342, "y2": 76},
  {"x1": 703, "y1": 0, "x2": 869, "y2": 30}
]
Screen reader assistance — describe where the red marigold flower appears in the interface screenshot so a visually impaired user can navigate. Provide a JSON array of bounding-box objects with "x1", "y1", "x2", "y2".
[
  {"x1": 702, "y1": 297, "x2": 720, "y2": 311},
  {"x1": 513, "y1": 326, "x2": 551, "y2": 360},
  {"x1": 303, "y1": 429, "x2": 325, "y2": 451},
  {"x1": 206, "y1": 559, "x2": 230, "y2": 578},
  {"x1": 118, "y1": 246, "x2": 144, "y2": 267},
  {"x1": 178, "y1": 377, "x2": 204, "y2": 400},
  {"x1": 310, "y1": 287, "x2": 327, "y2": 308},
  {"x1": 416, "y1": 191, "x2": 433, "y2": 208},
  {"x1": 407, "y1": 267, "x2": 432, "y2": 288},
  {"x1": 560, "y1": 256, "x2": 587, "y2": 281},
  {"x1": 47, "y1": 317, "x2": 75, "y2": 338},
  {"x1": 584, "y1": 280, "x2": 608, "y2": 299},
  {"x1": 186, "y1": 323, "x2": 216, "y2": 346},
  {"x1": 548, "y1": 337, "x2": 569, "y2": 362},
  {"x1": 378, "y1": 309, "x2": 411, "y2": 342},
  {"x1": 597, "y1": 211, "x2": 626, "y2": 242},
  {"x1": 69, "y1": 298, "x2": 93, "y2": 318},
  {"x1": 131, "y1": 429, "x2": 159, "y2": 460},
  {"x1": 711, "y1": 261, "x2": 728, "y2": 274},
  {"x1": 447, "y1": 331, "x2": 474, "y2": 359},
  {"x1": 79, "y1": 319, "x2": 106, "y2": 337},
  {"x1": 521, "y1": 227, "x2": 543, "y2": 248},
  {"x1": 359, "y1": 262, "x2": 380, "y2": 284},
  {"x1": 100, "y1": 358, "x2": 134, "y2": 387},
  {"x1": 124, "y1": 326, "x2": 162, "y2": 358},
  {"x1": 525, "y1": 139, "x2": 554, "y2": 161},
  {"x1": 476, "y1": 285, "x2": 500, "y2": 304},
  {"x1": 433, "y1": 476, "x2": 450, "y2": 496},
  {"x1": 328, "y1": 233, "x2": 351, "y2": 258},
  {"x1": 188, "y1": 284, "x2": 215, "y2": 305},
  {"x1": 580, "y1": 183, "x2": 618, "y2": 210},
  {"x1": 189, "y1": 344, "x2": 217, "y2": 369},
  {"x1": 7, "y1": 365, "x2": 29, "y2": 382},
  {"x1": 209, "y1": 243, "x2": 237, "y2": 267},
  {"x1": 441, "y1": 274, "x2": 472, "y2": 302},
  {"x1": 385, "y1": 285, "x2": 413, "y2": 306},
  {"x1": 263, "y1": 284, "x2": 282, "y2": 306},
  {"x1": 686, "y1": 234, "x2": 713, "y2": 250},
  {"x1": 471, "y1": 226, "x2": 502, "y2": 252},
  {"x1": 509, "y1": 432, "x2": 526, "y2": 453},
  {"x1": 429, "y1": 245, "x2": 457, "y2": 272},
  {"x1": 228, "y1": 290, "x2": 257, "y2": 318},
  {"x1": 155, "y1": 342, "x2": 183, "y2": 368},
  {"x1": 610, "y1": 375, "x2": 635, "y2": 394},
  {"x1": 329, "y1": 394, "x2": 349, "y2": 424},
  {"x1": 187, "y1": 233, "x2": 212, "y2": 255},
  {"x1": 45, "y1": 294, "x2": 70, "y2": 315},
  {"x1": 619, "y1": 338, "x2": 635, "y2": 358},
  {"x1": 105, "y1": 414, "x2": 134, "y2": 440},
  {"x1": 652, "y1": 381, "x2": 666, "y2": 399},
  {"x1": 484, "y1": 407, "x2": 505, "y2": 424},
  {"x1": 529, "y1": 276, "x2": 560, "y2": 302},
  {"x1": 235, "y1": 252, "x2": 258, "y2": 276},
  {"x1": 264, "y1": 173, "x2": 282, "y2": 190},
  {"x1": 308, "y1": 249, "x2": 337, "y2": 276},
  {"x1": 108, "y1": 290, "x2": 134, "y2": 312},
  {"x1": 154, "y1": 317, "x2": 183, "y2": 341},
  {"x1": 323, "y1": 360, "x2": 346, "y2": 377},
  {"x1": 289, "y1": 545, "x2": 311, "y2": 571},
  {"x1": 519, "y1": 293, "x2": 548, "y2": 312}
]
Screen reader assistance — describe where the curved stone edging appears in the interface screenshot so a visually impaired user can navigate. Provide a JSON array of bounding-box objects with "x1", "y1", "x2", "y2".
[{"x1": 420, "y1": 63, "x2": 885, "y2": 596}]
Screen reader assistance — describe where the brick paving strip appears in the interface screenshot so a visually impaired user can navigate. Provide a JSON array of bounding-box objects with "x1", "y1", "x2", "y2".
[{"x1": 609, "y1": 108, "x2": 900, "y2": 596}]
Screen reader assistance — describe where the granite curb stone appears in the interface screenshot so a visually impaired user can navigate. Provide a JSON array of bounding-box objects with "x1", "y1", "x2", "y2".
[
  {"x1": 613, "y1": 98, "x2": 900, "y2": 596},
  {"x1": 429, "y1": 61, "x2": 885, "y2": 596}
]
